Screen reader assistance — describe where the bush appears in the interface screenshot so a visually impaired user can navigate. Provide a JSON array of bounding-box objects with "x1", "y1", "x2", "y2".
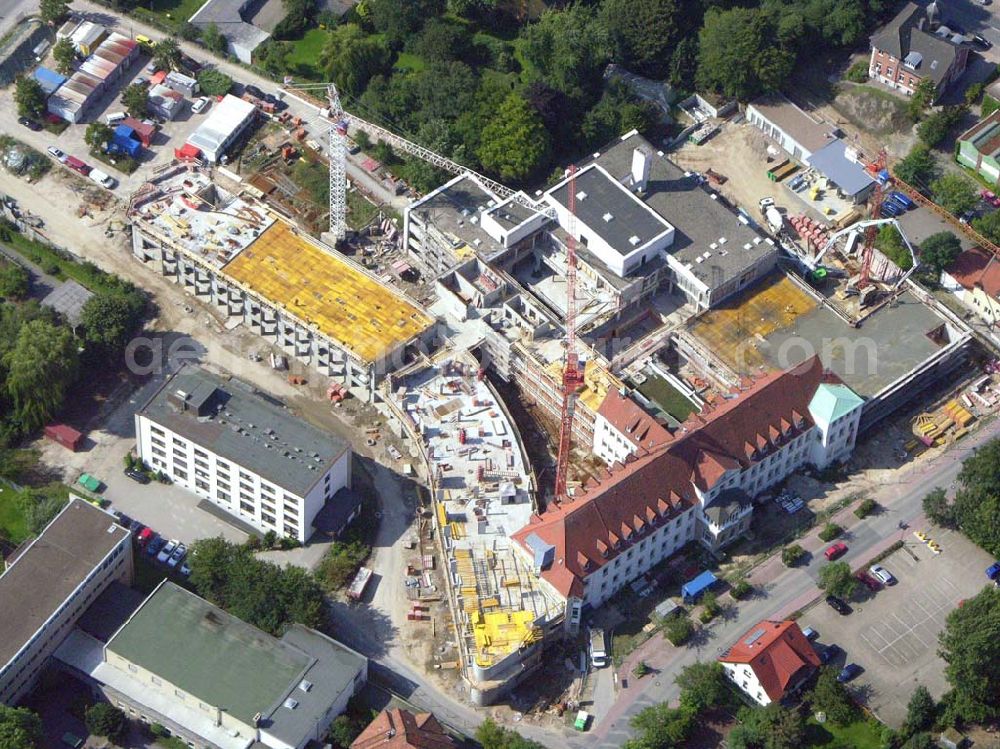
[
  {"x1": 782, "y1": 544, "x2": 805, "y2": 567},
  {"x1": 730, "y1": 579, "x2": 752, "y2": 599},
  {"x1": 818, "y1": 523, "x2": 842, "y2": 542},
  {"x1": 845, "y1": 60, "x2": 868, "y2": 83},
  {"x1": 85, "y1": 703, "x2": 127, "y2": 741},
  {"x1": 854, "y1": 498, "x2": 876, "y2": 518},
  {"x1": 699, "y1": 608, "x2": 715, "y2": 623},
  {"x1": 664, "y1": 614, "x2": 694, "y2": 646},
  {"x1": 633, "y1": 660, "x2": 651, "y2": 677},
  {"x1": 197, "y1": 68, "x2": 233, "y2": 96},
  {"x1": 966, "y1": 82, "x2": 986, "y2": 107},
  {"x1": 316, "y1": 539, "x2": 371, "y2": 590},
  {"x1": 917, "y1": 106, "x2": 967, "y2": 147}
]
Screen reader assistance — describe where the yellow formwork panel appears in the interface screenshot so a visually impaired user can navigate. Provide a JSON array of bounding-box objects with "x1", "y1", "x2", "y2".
[
  {"x1": 223, "y1": 221, "x2": 433, "y2": 365},
  {"x1": 471, "y1": 609, "x2": 539, "y2": 665},
  {"x1": 546, "y1": 359, "x2": 621, "y2": 413}
]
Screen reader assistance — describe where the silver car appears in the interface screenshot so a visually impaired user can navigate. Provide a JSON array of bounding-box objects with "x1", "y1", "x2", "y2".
[
  {"x1": 869, "y1": 564, "x2": 897, "y2": 586},
  {"x1": 156, "y1": 539, "x2": 177, "y2": 564},
  {"x1": 167, "y1": 543, "x2": 187, "y2": 569}
]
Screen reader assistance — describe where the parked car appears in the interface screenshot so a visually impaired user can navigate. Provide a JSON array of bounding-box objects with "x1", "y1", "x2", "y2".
[
  {"x1": 145, "y1": 534, "x2": 164, "y2": 556},
  {"x1": 837, "y1": 663, "x2": 862, "y2": 683},
  {"x1": 855, "y1": 570, "x2": 882, "y2": 592},
  {"x1": 89, "y1": 168, "x2": 116, "y2": 189},
  {"x1": 65, "y1": 155, "x2": 90, "y2": 175},
  {"x1": 18, "y1": 116, "x2": 41, "y2": 131},
  {"x1": 125, "y1": 467, "x2": 150, "y2": 484},
  {"x1": 157, "y1": 539, "x2": 178, "y2": 563},
  {"x1": 818, "y1": 643, "x2": 842, "y2": 664},
  {"x1": 987, "y1": 561, "x2": 1000, "y2": 581},
  {"x1": 245, "y1": 84, "x2": 265, "y2": 99},
  {"x1": 802, "y1": 626, "x2": 819, "y2": 641},
  {"x1": 889, "y1": 191, "x2": 914, "y2": 210},
  {"x1": 47, "y1": 146, "x2": 67, "y2": 162},
  {"x1": 192, "y1": 96, "x2": 211, "y2": 114},
  {"x1": 824, "y1": 542, "x2": 848, "y2": 561},
  {"x1": 972, "y1": 33, "x2": 993, "y2": 49},
  {"x1": 981, "y1": 189, "x2": 1000, "y2": 208},
  {"x1": 167, "y1": 543, "x2": 187, "y2": 568},
  {"x1": 179, "y1": 561, "x2": 191, "y2": 577},
  {"x1": 135, "y1": 34, "x2": 155, "y2": 46},
  {"x1": 869, "y1": 564, "x2": 897, "y2": 586},
  {"x1": 825, "y1": 595, "x2": 852, "y2": 615},
  {"x1": 145, "y1": 61, "x2": 157, "y2": 73},
  {"x1": 61, "y1": 733, "x2": 84, "y2": 749}
]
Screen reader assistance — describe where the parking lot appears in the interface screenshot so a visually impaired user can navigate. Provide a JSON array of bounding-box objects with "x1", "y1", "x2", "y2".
[{"x1": 798, "y1": 527, "x2": 997, "y2": 727}]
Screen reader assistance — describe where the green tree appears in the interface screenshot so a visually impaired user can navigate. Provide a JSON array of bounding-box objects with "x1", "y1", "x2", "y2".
[
  {"x1": 412, "y1": 17, "x2": 472, "y2": 63},
  {"x1": 19, "y1": 490, "x2": 67, "y2": 535},
  {"x1": 663, "y1": 613, "x2": 694, "y2": 645},
  {"x1": 477, "y1": 93, "x2": 551, "y2": 182},
  {"x1": 273, "y1": 0, "x2": 314, "y2": 39},
  {"x1": 923, "y1": 487, "x2": 955, "y2": 528},
  {"x1": 121, "y1": 82, "x2": 149, "y2": 118},
  {"x1": 901, "y1": 734, "x2": 936, "y2": 749},
  {"x1": 876, "y1": 224, "x2": 912, "y2": 271},
  {"x1": 907, "y1": 78, "x2": 938, "y2": 121},
  {"x1": 625, "y1": 702, "x2": 695, "y2": 749},
  {"x1": 675, "y1": 661, "x2": 727, "y2": 713},
  {"x1": 475, "y1": 718, "x2": 545, "y2": 749},
  {"x1": 952, "y1": 439, "x2": 1000, "y2": 556},
  {"x1": 52, "y1": 37, "x2": 76, "y2": 76},
  {"x1": 0, "y1": 263, "x2": 29, "y2": 300},
  {"x1": 519, "y1": 4, "x2": 609, "y2": 100},
  {"x1": 782, "y1": 544, "x2": 805, "y2": 567},
  {"x1": 85, "y1": 703, "x2": 127, "y2": 741},
  {"x1": 4, "y1": 318, "x2": 79, "y2": 433},
  {"x1": 938, "y1": 587, "x2": 1000, "y2": 721},
  {"x1": 581, "y1": 80, "x2": 658, "y2": 150},
  {"x1": 0, "y1": 705, "x2": 42, "y2": 749},
  {"x1": 367, "y1": 0, "x2": 445, "y2": 49},
  {"x1": 13, "y1": 76, "x2": 45, "y2": 119},
  {"x1": 818, "y1": 561, "x2": 858, "y2": 599},
  {"x1": 931, "y1": 172, "x2": 977, "y2": 216},
  {"x1": 200, "y1": 22, "x2": 227, "y2": 54},
  {"x1": 79, "y1": 290, "x2": 146, "y2": 356},
  {"x1": 197, "y1": 68, "x2": 233, "y2": 96},
  {"x1": 153, "y1": 38, "x2": 183, "y2": 71},
  {"x1": 319, "y1": 24, "x2": 393, "y2": 97},
  {"x1": 603, "y1": 0, "x2": 683, "y2": 79},
  {"x1": 84, "y1": 122, "x2": 114, "y2": 150},
  {"x1": 918, "y1": 231, "x2": 961, "y2": 275},
  {"x1": 973, "y1": 209, "x2": 1000, "y2": 245},
  {"x1": 39, "y1": 0, "x2": 69, "y2": 24},
  {"x1": 327, "y1": 714, "x2": 362, "y2": 748},
  {"x1": 808, "y1": 667, "x2": 856, "y2": 725},
  {"x1": 905, "y1": 685, "x2": 937, "y2": 733},
  {"x1": 917, "y1": 106, "x2": 967, "y2": 147},
  {"x1": 894, "y1": 144, "x2": 938, "y2": 187},
  {"x1": 697, "y1": 7, "x2": 793, "y2": 100},
  {"x1": 257, "y1": 40, "x2": 291, "y2": 76},
  {"x1": 728, "y1": 703, "x2": 805, "y2": 749}
]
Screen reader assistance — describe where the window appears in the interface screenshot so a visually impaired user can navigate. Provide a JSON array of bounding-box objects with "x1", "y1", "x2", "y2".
[
  {"x1": 283, "y1": 523, "x2": 297, "y2": 536},
  {"x1": 240, "y1": 501, "x2": 254, "y2": 514},
  {"x1": 262, "y1": 513, "x2": 276, "y2": 526},
  {"x1": 151, "y1": 676, "x2": 162, "y2": 686},
  {"x1": 128, "y1": 664, "x2": 138, "y2": 673},
  {"x1": 174, "y1": 468, "x2": 188, "y2": 481},
  {"x1": 150, "y1": 425, "x2": 165, "y2": 437}
]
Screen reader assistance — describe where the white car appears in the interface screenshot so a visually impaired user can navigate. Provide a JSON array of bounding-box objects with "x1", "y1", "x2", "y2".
[
  {"x1": 192, "y1": 97, "x2": 210, "y2": 114},
  {"x1": 869, "y1": 564, "x2": 897, "y2": 586},
  {"x1": 167, "y1": 543, "x2": 186, "y2": 569},
  {"x1": 156, "y1": 539, "x2": 178, "y2": 564},
  {"x1": 47, "y1": 146, "x2": 67, "y2": 163}
]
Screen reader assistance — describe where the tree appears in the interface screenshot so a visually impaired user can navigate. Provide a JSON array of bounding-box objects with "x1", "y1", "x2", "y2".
[
  {"x1": 918, "y1": 231, "x2": 961, "y2": 275},
  {"x1": 901, "y1": 734, "x2": 936, "y2": 749},
  {"x1": 876, "y1": 224, "x2": 912, "y2": 271},
  {"x1": 675, "y1": 662, "x2": 727, "y2": 713},
  {"x1": 604, "y1": 0, "x2": 683, "y2": 79},
  {"x1": 367, "y1": 0, "x2": 445, "y2": 49},
  {"x1": 907, "y1": 78, "x2": 938, "y2": 121},
  {"x1": 894, "y1": 144, "x2": 938, "y2": 187},
  {"x1": 939, "y1": 587, "x2": 1000, "y2": 721},
  {"x1": 905, "y1": 685, "x2": 937, "y2": 733},
  {"x1": 328, "y1": 714, "x2": 362, "y2": 748},
  {"x1": 973, "y1": 209, "x2": 1000, "y2": 245},
  {"x1": 950, "y1": 439, "x2": 1000, "y2": 556},
  {"x1": 84, "y1": 122, "x2": 114, "y2": 150},
  {"x1": 781, "y1": 544, "x2": 805, "y2": 567},
  {"x1": 19, "y1": 490, "x2": 67, "y2": 535},
  {"x1": 818, "y1": 561, "x2": 857, "y2": 599},
  {"x1": 52, "y1": 37, "x2": 76, "y2": 76},
  {"x1": 273, "y1": 0, "x2": 315, "y2": 40},
  {"x1": 697, "y1": 8, "x2": 793, "y2": 100},
  {"x1": 0, "y1": 705, "x2": 42, "y2": 749},
  {"x1": 413, "y1": 18, "x2": 472, "y2": 63},
  {"x1": 931, "y1": 172, "x2": 977, "y2": 217},
  {"x1": 808, "y1": 667, "x2": 856, "y2": 725},
  {"x1": 918, "y1": 106, "x2": 967, "y2": 147},
  {"x1": 85, "y1": 703, "x2": 127, "y2": 741},
  {"x1": 475, "y1": 718, "x2": 545, "y2": 749},
  {"x1": 200, "y1": 22, "x2": 227, "y2": 54},
  {"x1": 519, "y1": 4, "x2": 609, "y2": 101},
  {"x1": 153, "y1": 38, "x2": 183, "y2": 71},
  {"x1": 728, "y1": 703, "x2": 805, "y2": 749},
  {"x1": 80, "y1": 290, "x2": 146, "y2": 356},
  {"x1": 197, "y1": 68, "x2": 233, "y2": 96},
  {"x1": 4, "y1": 318, "x2": 79, "y2": 433},
  {"x1": 625, "y1": 702, "x2": 695, "y2": 749},
  {"x1": 39, "y1": 0, "x2": 69, "y2": 24},
  {"x1": 0, "y1": 264, "x2": 29, "y2": 300},
  {"x1": 13, "y1": 76, "x2": 45, "y2": 119},
  {"x1": 581, "y1": 80, "x2": 658, "y2": 150},
  {"x1": 319, "y1": 24, "x2": 392, "y2": 97},
  {"x1": 121, "y1": 82, "x2": 149, "y2": 118},
  {"x1": 923, "y1": 487, "x2": 955, "y2": 528},
  {"x1": 663, "y1": 613, "x2": 694, "y2": 646},
  {"x1": 477, "y1": 93, "x2": 551, "y2": 183}
]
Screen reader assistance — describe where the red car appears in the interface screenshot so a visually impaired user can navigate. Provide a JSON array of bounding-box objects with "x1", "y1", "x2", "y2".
[
  {"x1": 136, "y1": 526, "x2": 154, "y2": 549},
  {"x1": 824, "y1": 542, "x2": 848, "y2": 560},
  {"x1": 855, "y1": 570, "x2": 882, "y2": 591},
  {"x1": 65, "y1": 155, "x2": 91, "y2": 175}
]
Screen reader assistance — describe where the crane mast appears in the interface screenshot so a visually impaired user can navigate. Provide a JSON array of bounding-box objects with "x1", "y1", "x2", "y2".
[{"x1": 859, "y1": 149, "x2": 888, "y2": 289}]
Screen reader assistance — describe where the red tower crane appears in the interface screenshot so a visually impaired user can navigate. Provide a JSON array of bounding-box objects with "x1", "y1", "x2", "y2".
[
  {"x1": 554, "y1": 166, "x2": 584, "y2": 503},
  {"x1": 859, "y1": 148, "x2": 888, "y2": 289}
]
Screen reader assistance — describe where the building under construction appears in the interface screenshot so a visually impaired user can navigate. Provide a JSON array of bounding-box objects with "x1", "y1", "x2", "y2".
[{"x1": 128, "y1": 166, "x2": 436, "y2": 399}]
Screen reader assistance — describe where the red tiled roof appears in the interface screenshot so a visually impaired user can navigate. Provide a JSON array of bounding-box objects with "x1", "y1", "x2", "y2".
[
  {"x1": 512, "y1": 357, "x2": 832, "y2": 597},
  {"x1": 947, "y1": 248, "x2": 1000, "y2": 298},
  {"x1": 597, "y1": 389, "x2": 673, "y2": 452},
  {"x1": 351, "y1": 709, "x2": 457, "y2": 749},
  {"x1": 718, "y1": 620, "x2": 821, "y2": 702}
]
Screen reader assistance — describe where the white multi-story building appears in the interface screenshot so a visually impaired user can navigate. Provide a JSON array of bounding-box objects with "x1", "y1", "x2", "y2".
[
  {"x1": 135, "y1": 366, "x2": 351, "y2": 543},
  {"x1": 513, "y1": 356, "x2": 864, "y2": 616},
  {"x1": 0, "y1": 499, "x2": 132, "y2": 705}
]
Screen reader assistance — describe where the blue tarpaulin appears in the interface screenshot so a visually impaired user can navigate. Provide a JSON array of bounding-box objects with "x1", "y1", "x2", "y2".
[
  {"x1": 681, "y1": 570, "x2": 717, "y2": 602},
  {"x1": 108, "y1": 135, "x2": 141, "y2": 159},
  {"x1": 33, "y1": 67, "x2": 66, "y2": 96}
]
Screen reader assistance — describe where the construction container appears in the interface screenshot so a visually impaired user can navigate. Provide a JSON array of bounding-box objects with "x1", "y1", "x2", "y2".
[{"x1": 44, "y1": 424, "x2": 83, "y2": 451}]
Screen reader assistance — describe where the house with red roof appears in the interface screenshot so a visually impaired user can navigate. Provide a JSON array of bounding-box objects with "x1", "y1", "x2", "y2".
[
  {"x1": 592, "y1": 388, "x2": 673, "y2": 466},
  {"x1": 512, "y1": 356, "x2": 864, "y2": 615},
  {"x1": 351, "y1": 708, "x2": 457, "y2": 749},
  {"x1": 718, "y1": 620, "x2": 821, "y2": 705},
  {"x1": 941, "y1": 248, "x2": 1000, "y2": 328}
]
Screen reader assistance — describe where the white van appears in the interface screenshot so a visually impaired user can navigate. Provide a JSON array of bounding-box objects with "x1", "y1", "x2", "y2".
[
  {"x1": 105, "y1": 111, "x2": 126, "y2": 125},
  {"x1": 588, "y1": 627, "x2": 607, "y2": 669},
  {"x1": 89, "y1": 168, "x2": 116, "y2": 189}
]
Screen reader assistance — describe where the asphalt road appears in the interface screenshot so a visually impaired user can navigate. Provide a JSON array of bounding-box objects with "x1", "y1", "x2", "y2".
[{"x1": 0, "y1": 0, "x2": 37, "y2": 36}]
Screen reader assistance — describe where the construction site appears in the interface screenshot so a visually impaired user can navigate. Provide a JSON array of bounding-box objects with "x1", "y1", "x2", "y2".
[
  {"x1": 384, "y1": 352, "x2": 566, "y2": 706},
  {"x1": 128, "y1": 165, "x2": 436, "y2": 400}
]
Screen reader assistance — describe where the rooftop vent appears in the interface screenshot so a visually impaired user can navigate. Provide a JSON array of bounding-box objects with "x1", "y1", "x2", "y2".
[
  {"x1": 284, "y1": 698, "x2": 299, "y2": 710},
  {"x1": 628, "y1": 235, "x2": 640, "y2": 246},
  {"x1": 576, "y1": 191, "x2": 588, "y2": 201},
  {"x1": 603, "y1": 213, "x2": 614, "y2": 222},
  {"x1": 299, "y1": 680, "x2": 313, "y2": 692}
]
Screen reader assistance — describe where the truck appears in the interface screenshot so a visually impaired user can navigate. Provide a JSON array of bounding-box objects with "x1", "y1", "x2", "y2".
[
  {"x1": 588, "y1": 627, "x2": 608, "y2": 668},
  {"x1": 88, "y1": 168, "x2": 116, "y2": 189},
  {"x1": 347, "y1": 566, "x2": 373, "y2": 601}
]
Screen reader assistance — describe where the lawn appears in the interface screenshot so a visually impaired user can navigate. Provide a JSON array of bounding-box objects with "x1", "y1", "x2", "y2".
[
  {"x1": 346, "y1": 188, "x2": 379, "y2": 230},
  {"x1": 131, "y1": 0, "x2": 206, "y2": 33},
  {"x1": 285, "y1": 28, "x2": 328, "y2": 79},
  {"x1": 0, "y1": 485, "x2": 29, "y2": 544},
  {"x1": 393, "y1": 52, "x2": 427, "y2": 73},
  {"x1": 805, "y1": 716, "x2": 884, "y2": 748},
  {"x1": 636, "y1": 374, "x2": 698, "y2": 422}
]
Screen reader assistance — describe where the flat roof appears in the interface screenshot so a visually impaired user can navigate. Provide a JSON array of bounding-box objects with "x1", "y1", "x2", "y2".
[
  {"x1": 187, "y1": 94, "x2": 256, "y2": 154},
  {"x1": 0, "y1": 499, "x2": 128, "y2": 668},
  {"x1": 223, "y1": 221, "x2": 433, "y2": 364},
  {"x1": 137, "y1": 366, "x2": 349, "y2": 497},
  {"x1": 748, "y1": 95, "x2": 833, "y2": 155},
  {"x1": 107, "y1": 583, "x2": 311, "y2": 727},
  {"x1": 409, "y1": 175, "x2": 505, "y2": 261},
  {"x1": 806, "y1": 140, "x2": 876, "y2": 197},
  {"x1": 545, "y1": 164, "x2": 673, "y2": 257},
  {"x1": 41, "y1": 279, "x2": 94, "y2": 326}
]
